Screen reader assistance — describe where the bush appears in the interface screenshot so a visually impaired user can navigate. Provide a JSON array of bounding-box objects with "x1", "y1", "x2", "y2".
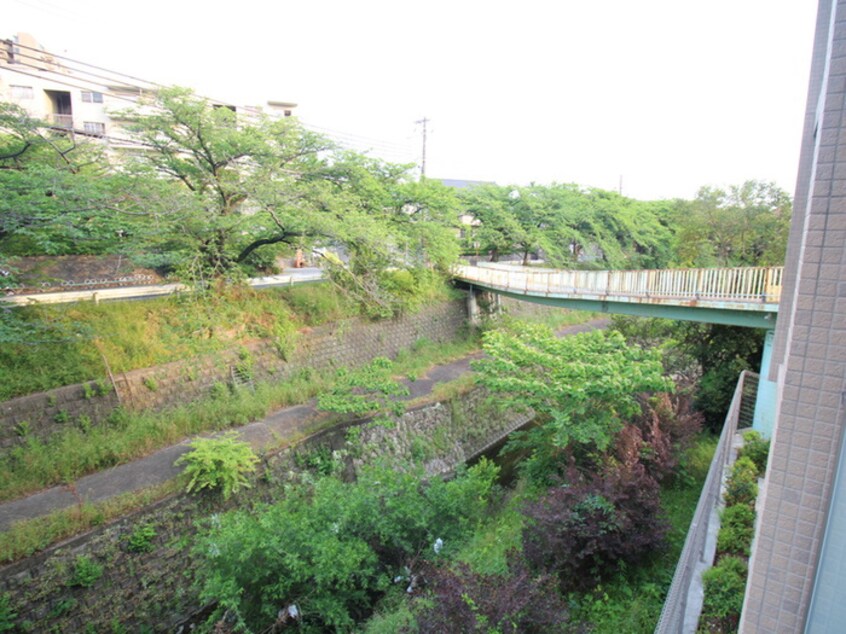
[
  {"x1": 717, "y1": 499, "x2": 756, "y2": 558},
  {"x1": 0, "y1": 594, "x2": 16, "y2": 632},
  {"x1": 738, "y1": 431, "x2": 770, "y2": 475},
  {"x1": 522, "y1": 461, "x2": 667, "y2": 591},
  {"x1": 126, "y1": 522, "x2": 158, "y2": 553},
  {"x1": 67, "y1": 555, "x2": 104, "y2": 588},
  {"x1": 700, "y1": 555, "x2": 747, "y2": 631},
  {"x1": 174, "y1": 432, "x2": 260, "y2": 500},
  {"x1": 724, "y1": 456, "x2": 758, "y2": 508},
  {"x1": 195, "y1": 460, "x2": 500, "y2": 632},
  {"x1": 413, "y1": 558, "x2": 570, "y2": 633}
]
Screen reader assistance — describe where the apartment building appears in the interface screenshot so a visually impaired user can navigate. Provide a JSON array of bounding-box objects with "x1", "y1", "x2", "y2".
[
  {"x1": 0, "y1": 32, "x2": 297, "y2": 142},
  {"x1": 739, "y1": 0, "x2": 846, "y2": 631}
]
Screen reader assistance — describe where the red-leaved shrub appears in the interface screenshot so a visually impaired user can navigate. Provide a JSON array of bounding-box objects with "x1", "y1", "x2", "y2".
[
  {"x1": 523, "y1": 460, "x2": 667, "y2": 591},
  {"x1": 414, "y1": 557, "x2": 570, "y2": 633}
]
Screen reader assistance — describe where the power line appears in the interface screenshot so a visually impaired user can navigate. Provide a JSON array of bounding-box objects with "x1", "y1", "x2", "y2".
[
  {"x1": 9, "y1": 48, "x2": 153, "y2": 93},
  {"x1": 9, "y1": 39, "x2": 163, "y2": 90},
  {"x1": 0, "y1": 64, "x2": 143, "y2": 105}
]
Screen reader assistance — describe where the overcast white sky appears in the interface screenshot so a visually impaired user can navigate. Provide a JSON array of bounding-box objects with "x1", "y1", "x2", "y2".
[{"x1": 5, "y1": 0, "x2": 818, "y2": 200}]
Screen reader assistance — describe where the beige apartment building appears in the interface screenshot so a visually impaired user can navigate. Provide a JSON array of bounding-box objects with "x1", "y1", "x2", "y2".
[{"x1": 0, "y1": 32, "x2": 296, "y2": 143}]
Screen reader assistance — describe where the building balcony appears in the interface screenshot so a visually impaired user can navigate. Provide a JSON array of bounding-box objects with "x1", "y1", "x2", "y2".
[{"x1": 50, "y1": 113, "x2": 74, "y2": 129}]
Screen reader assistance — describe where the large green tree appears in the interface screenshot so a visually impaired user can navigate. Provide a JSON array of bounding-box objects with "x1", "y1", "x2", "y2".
[
  {"x1": 0, "y1": 102, "x2": 152, "y2": 260},
  {"x1": 472, "y1": 325, "x2": 671, "y2": 483},
  {"x1": 457, "y1": 182, "x2": 671, "y2": 269},
  {"x1": 671, "y1": 180, "x2": 791, "y2": 267}
]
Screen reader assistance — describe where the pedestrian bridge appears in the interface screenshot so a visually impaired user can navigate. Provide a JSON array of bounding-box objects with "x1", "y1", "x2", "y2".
[{"x1": 454, "y1": 263, "x2": 783, "y2": 329}]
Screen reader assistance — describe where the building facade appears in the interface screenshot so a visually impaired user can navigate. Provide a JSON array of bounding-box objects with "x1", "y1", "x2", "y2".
[
  {"x1": 741, "y1": 1, "x2": 846, "y2": 631},
  {"x1": 1, "y1": 32, "x2": 296, "y2": 142}
]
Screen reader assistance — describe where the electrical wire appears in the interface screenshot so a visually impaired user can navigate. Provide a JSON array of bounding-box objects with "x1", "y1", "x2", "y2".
[{"x1": 4, "y1": 40, "x2": 418, "y2": 165}]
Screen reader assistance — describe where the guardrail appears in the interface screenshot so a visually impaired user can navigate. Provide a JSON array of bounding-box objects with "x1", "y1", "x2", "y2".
[
  {"x1": 0, "y1": 270, "x2": 325, "y2": 306},
  {"x1": 456, "y1": 264, "x2": 783, "y2": 304},
  {"x1": 654, "y1": 370, "x2": 758, "y2": 633}
]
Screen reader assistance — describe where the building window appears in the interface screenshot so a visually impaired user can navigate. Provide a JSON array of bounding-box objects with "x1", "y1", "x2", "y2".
[
  {"x1": 81, "y1": 91, "x2": 104, "y2": 103},
  {"x1": 10, "y1": 85, "x2": 33, "y2": 99},
  {"x1": 83, "y1": 121, "x2": 106, "y2": 136}
]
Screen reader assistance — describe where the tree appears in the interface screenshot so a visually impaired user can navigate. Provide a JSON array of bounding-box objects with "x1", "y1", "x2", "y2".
[
  {"x1": 118, "y1": 87, "x2": 338, "y2": 275},
  {"x1": 472, "y1": 326, "x2": 671, "y2": 483},
  {"x1": 120, "y1": 89, "x2": 461, "y2": 312},
  {"x1": 0, "y1": 103, "x2": 152, "y2": 260},
  {"x1": 457, "y1": 182, "x2": 671, "y2": 268},
  {"x1": 671, "y1": 180, "x2": 791, "y2": 267}
]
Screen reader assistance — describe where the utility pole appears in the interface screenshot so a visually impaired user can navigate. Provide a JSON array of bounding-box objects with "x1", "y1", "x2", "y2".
[{"x1": 416, "y1": 117, "x2": 429, "y2": 178}]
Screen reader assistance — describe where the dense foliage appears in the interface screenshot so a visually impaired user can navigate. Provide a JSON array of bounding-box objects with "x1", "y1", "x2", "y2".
[
  {"x1": 473, "y1": 325, "x2": 672, "y2": 483},
  {"x1": 610, "y1": 316, "x2": 764, "y2": 430},
  {"x1": 195, "y1": 460, "x2": 499, "y2": 632}
]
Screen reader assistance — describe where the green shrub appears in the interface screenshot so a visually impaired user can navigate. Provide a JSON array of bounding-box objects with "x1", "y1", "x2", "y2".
[
  {"x1": 0, "y1": 593, "x2": 16, "y2": 632},
  {"x1": 717, "y1": 503, "x2": 756, "y2": 557},
  {"x1": 195, "y1": 460, "x2": 499, "y2": 632},
  {"x1": 738, "y1": 431, "x2": 770, "y2": 475},
  {"x1": 174, "y1": 432, "x2": 259, "y2": 500},
  {"x1": 82, "y1": 383, "x2": 96, "y2": 400},
  {"x1": 67, "y1": 555, "x2": 104, "y2": 588},
  {"x1": 700, "y1": 555, "x2": 747, "y2": 630},
  {"x1": 722, "y1": 503, "x2": 755, "y2": 531},
  {"x1": 126, "y1": 523, "x2": 158, "y2": 553},
  {"x1": 724, "y1": 456, "x2": 758, "y2": 507},
  {"x1": 716, "y1": 524, "x2": 753, "y2": 557},
  {"x1": 53, "y1": 409, "x2": 70, "y2": 424},
  {"x1": 77, "y1": 414, "x2": 92, "y2": 434}
]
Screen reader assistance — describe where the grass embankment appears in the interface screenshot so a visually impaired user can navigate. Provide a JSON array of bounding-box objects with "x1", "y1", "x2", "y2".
[
  {"x1": 0, "y1": 336, "x2": 483, "y2": 504},
  {"x1": 0, "y1": 284, "x2": 358, "y2": 401}
]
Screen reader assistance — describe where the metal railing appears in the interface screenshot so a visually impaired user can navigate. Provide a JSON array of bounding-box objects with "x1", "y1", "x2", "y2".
[
  {"x1": 50, "y1": 113, "x2": 74, "y2": 129},
  {"x1": 455, "y1": 264, "x2": 783, "y2": 305},
  {"x1": 654, "y1": 370, "x2": 759, "y2": 633}
]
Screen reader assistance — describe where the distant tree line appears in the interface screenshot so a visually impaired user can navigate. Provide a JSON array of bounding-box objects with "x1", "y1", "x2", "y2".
[{"x1": 1, "y1": 88, "x2": 791, "y2": 308}]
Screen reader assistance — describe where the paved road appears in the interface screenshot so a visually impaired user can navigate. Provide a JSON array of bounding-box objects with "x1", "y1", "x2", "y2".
[{"x1": 0, "y1": 317, "x2": 609, "y2": 530}]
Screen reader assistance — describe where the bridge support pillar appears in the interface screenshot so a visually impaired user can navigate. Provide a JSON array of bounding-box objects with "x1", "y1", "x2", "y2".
[
  {"x1": 466, "y1": 288, "x2": 501, "y2": 327},
  {"x1": 753, "y1": 329, "x2": 777, "y2": 437}
]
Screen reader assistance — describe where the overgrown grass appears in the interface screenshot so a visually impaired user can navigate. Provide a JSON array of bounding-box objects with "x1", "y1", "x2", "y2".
[
  {"x1": 500, "y1": 308, "x2": 600, "y2": 332},
  {"x1": 0, "y1": 284, "x2": 355, "y2": 401},
  {"x1": 567, "y1": 434, "x2": 718, "y2": 633},
  {"x1": 0, "y1": 481, "x2": 180, "y2": 564},
  {"x1": 0, "y1": 333, "x2": 487, "y2": 502}
]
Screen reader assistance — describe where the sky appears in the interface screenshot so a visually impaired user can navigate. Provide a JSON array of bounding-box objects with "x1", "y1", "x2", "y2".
[{"x1": 5, "y1": 0, "x2": 819, "y2": 201}]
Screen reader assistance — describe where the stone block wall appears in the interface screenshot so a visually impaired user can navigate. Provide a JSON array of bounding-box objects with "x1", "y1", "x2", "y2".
[
  {"x1": 0, "y1": 301, "x2": 468, "y2": 452},
  {"x1": 0, "y1": 386, "x2": 530, "y2": 632},
  {"x1": 0, "y1": 382, "x2": 119, "y2": 451}
]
